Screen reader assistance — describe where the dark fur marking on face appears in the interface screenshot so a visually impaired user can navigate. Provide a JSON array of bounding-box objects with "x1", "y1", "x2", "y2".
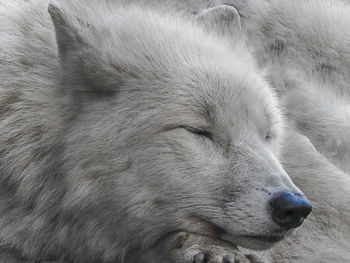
[
  {"x1": 19, "y1": 58, "x2": 33, "y2": 68},
  {"x1": 0, "y1": 92, "x2": 21, "y2": 117},
  {"x1": 269, "y1": 39, "x2": 286, "y2": 55},
  {"x1": 185, "y1": 214, "x2": 225, "y2": 237},
  {"x1": 152, "y1": 198, "x2": 167, "y2": 208},
  {"x1": 255, "y1": 187, "x2": 272, "y2": 195},
  {"x1": 316, "y1": 63, "x2": 336, "y2": 74}
]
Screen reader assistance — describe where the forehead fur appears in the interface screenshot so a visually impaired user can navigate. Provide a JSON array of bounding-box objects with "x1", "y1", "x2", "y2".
[
  {"x1": 57, "y1": 1, "x2": 283, "y2": 135},
  {"x1": 57, "y1": 1, "x2": 255, "y2": 83}
]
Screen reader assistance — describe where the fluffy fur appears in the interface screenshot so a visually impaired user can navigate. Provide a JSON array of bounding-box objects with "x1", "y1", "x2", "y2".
[
  {"x1": 0, "y1": 0, "x2": 301, "y2": 262},
  {"x1": 228, "y1": 0, "x2": 350, "y2": 174},
  {"x1": 189, "y1": 0, "x2": 350, "y2": 262},
  {"x1": 131, "y1": 0, "x2": 350, "y2": 262}
]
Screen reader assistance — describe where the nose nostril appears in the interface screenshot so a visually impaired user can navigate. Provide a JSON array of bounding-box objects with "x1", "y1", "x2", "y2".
[
  {"x1": 276, "y1": 210, "x2": 293, "y2": 220},
  {"x1": 285, "y1": 211, "x2": 294, "y2": 216},
  {"x1": 284, "y1": 211, "x2": 295, "y2": 221},
  {"x1": 270, "y1": 191, "x2": 312, "y2": 230}
]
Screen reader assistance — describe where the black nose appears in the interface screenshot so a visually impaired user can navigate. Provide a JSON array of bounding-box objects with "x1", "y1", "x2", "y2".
[{"x1": 270, "y1": 192, "x2": 312, "y2": 229}]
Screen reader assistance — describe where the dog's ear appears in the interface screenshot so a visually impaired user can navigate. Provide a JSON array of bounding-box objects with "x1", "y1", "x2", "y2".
[
  {"x1": 196, "y1": 5, "x2": 242, "y2": 36},
  {"x1": 48, "y1": 3, "x2": 122, "y2": 94},
  {"x1": 48, "y1": 3, "x2": 86, "y2": 61}
]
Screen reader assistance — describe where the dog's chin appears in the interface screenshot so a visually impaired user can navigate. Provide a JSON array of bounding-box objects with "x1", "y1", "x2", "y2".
[
  {"x1": 184, "y1": 216, "x2": 286, "y2": 251},
  {"x1": 219, "y1": 232, "x2": 286, "y2": 250}
]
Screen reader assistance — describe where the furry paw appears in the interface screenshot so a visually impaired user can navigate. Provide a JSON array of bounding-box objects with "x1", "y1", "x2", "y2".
[
  {"x1": 171, "y1": 232, "x2": 261, "y2": 263},
  {"x1": 177, "y1": 244, "x2": 250, "y2": 263},
  {"x1": 140, "y1": 232, "x2": 265, "y2": 263}
]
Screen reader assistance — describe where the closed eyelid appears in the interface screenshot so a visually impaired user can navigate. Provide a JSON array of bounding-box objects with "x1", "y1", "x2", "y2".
[{"x1": 179, "y1": 125, "x2": 213, "y2": 140}]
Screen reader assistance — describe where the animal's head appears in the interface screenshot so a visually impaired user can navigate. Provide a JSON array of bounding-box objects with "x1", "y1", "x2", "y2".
[{"x1": 48, "y1": 2, "x2": 311, "y2": 258}]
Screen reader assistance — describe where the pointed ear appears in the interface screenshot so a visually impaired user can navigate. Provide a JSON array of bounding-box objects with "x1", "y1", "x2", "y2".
[
  {"x1": 48, "y1": 3, "x2": 118, "y2": 93},
  {"x1": 48, "y1": 3, "x2": 85, "y2": 60},
  {"x1": 196, "y1": 5, "x2": 242, "y2": 36}
]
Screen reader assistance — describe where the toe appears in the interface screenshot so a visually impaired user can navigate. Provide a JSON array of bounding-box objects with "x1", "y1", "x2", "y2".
[
  {"x1": 194, "y1": 252, "x2": 206, "y2": 263},
  {"x1": 222, "y1": 255, "x2": 235, "y2": 263}
]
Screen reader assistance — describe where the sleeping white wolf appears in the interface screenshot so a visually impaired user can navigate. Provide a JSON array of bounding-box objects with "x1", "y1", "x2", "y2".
[
  {"x1": 139, "y1": 0, "x2": 350, "y2": 262},
  {"x1": 0, "y1": 0, "x2": 312, "y2": 262},
  {"x1": 120, "y1": 0, "x2": 350, "y2": 262}
]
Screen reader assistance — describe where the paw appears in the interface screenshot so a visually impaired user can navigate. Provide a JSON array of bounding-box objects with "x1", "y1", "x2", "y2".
[
  {"x1": 147, "y1": 232, "x2": 265, "y2": 263},
  {"x1": 177, "y1": 244, "x2": 250, "y2": 263},
  {"x1": 170, "y1": 232, "x2": 261, "y2": 263}
]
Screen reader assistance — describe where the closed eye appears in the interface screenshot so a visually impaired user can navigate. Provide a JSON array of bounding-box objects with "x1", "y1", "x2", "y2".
[
  {"x1": 179, "y1": 125, "x2": 213, "y2": 140},
  {"x1": 265, "y1": 131, "x2": 275, "y2": 142},
  {"x1": 265, "y1": 135, "x2": 273, "y2": 141}
]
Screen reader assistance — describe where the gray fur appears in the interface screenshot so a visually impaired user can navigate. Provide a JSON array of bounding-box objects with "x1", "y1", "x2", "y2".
[
  {"x1": 0, "y1": 0, "x2": 301, "y2": 262},
  {"x1": 228, "y1": 0, "x2": 350, "y2": 174},
  {"x1": 128, "y1": 0, "x2": 350, "y2": 262},
  {"x1": 189, "y1": 0, "x2": 350, "y2": 262}
]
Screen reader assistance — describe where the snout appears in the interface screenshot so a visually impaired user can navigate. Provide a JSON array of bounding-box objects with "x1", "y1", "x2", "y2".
[{"x1": 270, "y1": 192, "x2": 312, "y2": 230}]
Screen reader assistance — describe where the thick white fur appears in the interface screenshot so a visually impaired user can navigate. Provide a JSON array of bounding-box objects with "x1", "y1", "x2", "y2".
[
  {"x1": 130, "y1": 0, "x2": 350, "y2": 262},
  {"x1": 198, "y1": 0, "x2": 350, "y2": 262},
  {"x1": 229, "y1": 0, "x2": 350, "y2": 174},
  {"x1": 0, "y1": 0, "x2": 301, "y2": 262}
]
